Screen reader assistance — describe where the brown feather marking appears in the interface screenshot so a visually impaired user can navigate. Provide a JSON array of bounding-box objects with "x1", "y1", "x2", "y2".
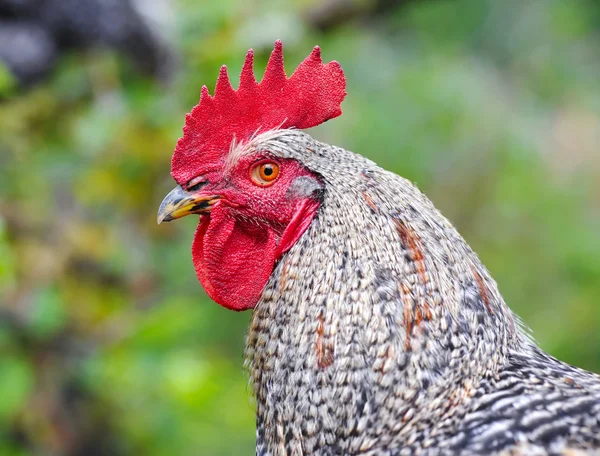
[
  {"x1": 315, "y1": 315, "x2": 334, "y2": 369},
  {"x1": 394, "y1": 218, "x2": 433, "y2": 348},
  {"x1": 361, "y1": 192, "x2": 379, "y2": 213},
  {"x1": 563, "y1": 377, "x2": 583, "y2": 389},
  {"x1": 471, "y1": 266, "x2": 493, "y2": 315},
  {"x1": 414, "y1": 305, "x2": 424, "y2": 335},
  {"x1": 394, "y1": 219, "x2": 428, "y2": 284},
  {"x1": 422, "y1": 300, "x2": 433, "y2": 321}
]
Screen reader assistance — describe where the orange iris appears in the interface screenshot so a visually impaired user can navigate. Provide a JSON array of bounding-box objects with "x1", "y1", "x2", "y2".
[{"x1": 251, "y1": 162, "x2": 280, "y2": 186}]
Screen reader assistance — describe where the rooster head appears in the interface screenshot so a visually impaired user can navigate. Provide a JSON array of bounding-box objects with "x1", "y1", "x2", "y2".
[{"x1": 157, "y1": 41, "x2": 346, "y2": 310}]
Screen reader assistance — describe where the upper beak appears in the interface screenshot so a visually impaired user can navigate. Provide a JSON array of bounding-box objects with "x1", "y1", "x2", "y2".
[{"x1": 157, "y1": 185, "x2": 220, "y2": 224}]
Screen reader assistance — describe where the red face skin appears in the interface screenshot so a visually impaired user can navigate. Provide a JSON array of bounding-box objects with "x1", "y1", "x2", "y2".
[{"x1": 190, "y1": 154, "x2": 321, "y2": 311}]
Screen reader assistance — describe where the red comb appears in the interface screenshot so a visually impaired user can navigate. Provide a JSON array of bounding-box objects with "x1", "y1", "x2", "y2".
[{"x1": 171, "y1": 40, "x2": 347, "y2": 184}]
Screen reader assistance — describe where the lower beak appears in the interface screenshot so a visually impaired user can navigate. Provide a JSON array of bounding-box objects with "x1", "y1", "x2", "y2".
[{"x1": 157, "y1": 185, "x2": 220, "y2": 224}]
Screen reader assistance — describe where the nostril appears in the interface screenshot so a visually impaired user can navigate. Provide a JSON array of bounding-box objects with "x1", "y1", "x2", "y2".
[{"x1": 187, "y1": 180, "x2": 208, "y2": 192}]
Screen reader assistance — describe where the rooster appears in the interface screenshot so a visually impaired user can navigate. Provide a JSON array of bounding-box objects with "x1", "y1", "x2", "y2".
[{"x1": 158, "y1": 42, "x2": 600, "y2": 455}]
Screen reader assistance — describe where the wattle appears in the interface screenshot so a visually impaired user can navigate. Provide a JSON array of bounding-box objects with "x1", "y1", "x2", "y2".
[
  {"x1": 192, "y1": 207, "x2": 278, "y2": 311},
  {"x1": 191, "y1": 199, "x2": 319, "y2": 311}
]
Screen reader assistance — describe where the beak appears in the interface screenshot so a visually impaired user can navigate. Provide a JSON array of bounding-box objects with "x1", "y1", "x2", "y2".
[{"x1": 157, "y1": 185, "x2": 220, "y2": 224}]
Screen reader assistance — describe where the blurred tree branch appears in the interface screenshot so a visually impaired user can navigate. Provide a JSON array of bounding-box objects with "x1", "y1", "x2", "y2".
[{"x1": 305, "y1": 0, "x2": 422, "y2": 31}]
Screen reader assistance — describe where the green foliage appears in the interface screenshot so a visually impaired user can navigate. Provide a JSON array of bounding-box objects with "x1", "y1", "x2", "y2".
[
  {"x1": 0, "y1": 62, "x2": 16, "y2": 97},
  {"x1": 0, "y1": 219, "x2": 16, "y2": 294},
  {"x1": 1, "y1": 0, "x2": 600, "y2": 454},
  {"x1": 0, "y1": 356, "x2": 34, "y2": 423}
]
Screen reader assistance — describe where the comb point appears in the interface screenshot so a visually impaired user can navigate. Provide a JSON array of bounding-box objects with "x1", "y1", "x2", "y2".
[
  {"x1": 215, "y1": 66, "x2": 234, "y2": 97},
  {"x1": 239, "y1": 49, "x2": 257, "y2": 90},
  {"x1": 310, "y1": 46, "x2": 322, "y2": 62},
  {"x1": 263, "y1": 40, "x2": 286, "y2": 84}
]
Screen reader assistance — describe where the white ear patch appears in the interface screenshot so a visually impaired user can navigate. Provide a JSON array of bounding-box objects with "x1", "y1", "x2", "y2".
[{"x1": 286, "y1": 176, "x2": 323, "y2": 199}]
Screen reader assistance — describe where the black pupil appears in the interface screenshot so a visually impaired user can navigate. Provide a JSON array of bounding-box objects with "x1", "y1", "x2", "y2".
[{"x1": 263, "y1": 166, "x2": 273, "y2": 176}]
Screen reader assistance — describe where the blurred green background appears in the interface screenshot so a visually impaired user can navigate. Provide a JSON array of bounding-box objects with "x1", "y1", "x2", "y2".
[{"x1": 1, "y1": 0, "x2": 600, "y2": 454}]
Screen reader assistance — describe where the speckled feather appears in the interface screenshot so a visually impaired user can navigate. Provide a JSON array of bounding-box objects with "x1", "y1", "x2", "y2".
[{"x1": 241, "y1": 129, "x2": 600, "y2": 456}]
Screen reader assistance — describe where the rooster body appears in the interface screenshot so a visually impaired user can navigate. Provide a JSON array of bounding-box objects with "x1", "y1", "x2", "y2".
[
  {"x1": 244, "y1": 131, "x2": 600, "y2": 455},
  {"x1": 158, "y1": 43, "x2": 600, "y2": 455}
]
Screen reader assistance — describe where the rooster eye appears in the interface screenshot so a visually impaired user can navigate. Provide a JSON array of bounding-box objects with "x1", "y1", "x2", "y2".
[{"x1": 251, "y1": 162, "x2": 280, "y2": 186}]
